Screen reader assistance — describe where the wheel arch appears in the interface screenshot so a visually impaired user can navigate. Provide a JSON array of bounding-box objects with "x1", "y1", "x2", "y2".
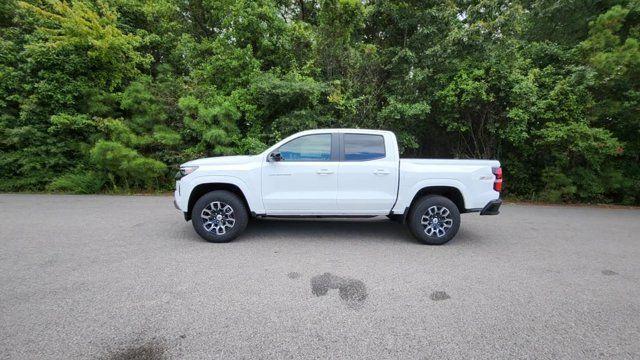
[
  {"x1": 405, "y1": 186, "x2": 466, "y2": 222},
  {"x1": 187, "y1": 183, "x2": 250, "y2": 221}
]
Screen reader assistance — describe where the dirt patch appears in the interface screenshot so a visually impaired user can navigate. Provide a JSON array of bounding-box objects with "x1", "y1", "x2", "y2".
[
  {"x1": 311, "y1": 272, "x2": 367, "y2": 309},
  {"x1": 430, "y1": 291, "x2": 450, "y2": 301},
  {"x1": 102, "y1": 339, "x2": 167, "y2": 360}
]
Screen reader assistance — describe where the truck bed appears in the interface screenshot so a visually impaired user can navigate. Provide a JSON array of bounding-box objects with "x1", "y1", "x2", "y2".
[{"x1": 394, "y1": 158, "x2": 501, "y2": 213}]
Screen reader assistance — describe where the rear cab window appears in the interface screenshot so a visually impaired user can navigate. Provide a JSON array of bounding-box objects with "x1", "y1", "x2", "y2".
[{"x1": 343, "y1": 134, "x2": 386, "y2": 161}]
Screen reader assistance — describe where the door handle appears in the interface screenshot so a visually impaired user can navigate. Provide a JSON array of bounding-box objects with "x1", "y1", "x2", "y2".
[
  {"x1": 316, "y1": 169, "x2": 334, "y2": 175},
  {"x1": 373, "y1": 169, "x2": 390, "y2": 175}
]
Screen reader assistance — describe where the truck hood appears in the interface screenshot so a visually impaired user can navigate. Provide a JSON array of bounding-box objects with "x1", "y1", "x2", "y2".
[{"x1": 181, "y1": 155, "x2": 257, "y2": 167}]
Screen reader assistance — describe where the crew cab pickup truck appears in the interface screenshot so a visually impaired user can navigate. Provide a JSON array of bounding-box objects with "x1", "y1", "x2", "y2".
[{"x1": 174, "y1": 129, "x2": 502, "y2": 245}]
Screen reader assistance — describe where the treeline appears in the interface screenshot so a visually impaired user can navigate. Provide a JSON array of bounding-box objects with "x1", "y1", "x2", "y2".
[{"x1": 0, "y1": 0, "x2": 638, "y2": 204}]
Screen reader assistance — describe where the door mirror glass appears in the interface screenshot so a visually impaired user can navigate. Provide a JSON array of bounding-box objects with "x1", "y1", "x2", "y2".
[{"x1": 268, "y1": 151, "x2": 283, "y2": 162}]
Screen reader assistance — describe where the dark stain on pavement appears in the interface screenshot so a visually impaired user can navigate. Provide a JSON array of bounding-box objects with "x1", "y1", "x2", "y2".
[
  {"x1": 602, "y1": 269, "x2": 618, "y2": 276},
  {"x1": 287, "y1": 271, "x2": 301, "y2": 279},
  {"x1": 430, "y1": 291, "x2": 450, "y2": 301},
  {"x1": 102, "y1": 339, "x2": 167, "y2": 360},
  {"x1": 311, "y1": 272, "x2": 367, "y2": 309}
]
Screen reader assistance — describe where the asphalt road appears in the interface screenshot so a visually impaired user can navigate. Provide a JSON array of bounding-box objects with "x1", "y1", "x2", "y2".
[{"x1": 1, "y1": 194, "x2": 639, "y2": 359}]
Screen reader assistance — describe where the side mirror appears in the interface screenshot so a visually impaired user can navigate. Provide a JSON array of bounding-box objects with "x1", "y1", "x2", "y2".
[{"x1": 268, "y1": 151, "x2": 283, "y2": 162}]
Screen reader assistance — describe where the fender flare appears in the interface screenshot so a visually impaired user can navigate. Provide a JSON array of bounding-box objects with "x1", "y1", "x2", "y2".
[
  {"x1": 393, "y1": 179, "x2": 470, "y2": 214},
  {"x1": 180, "y1": 174, "x2": 264, "y2": 215}
]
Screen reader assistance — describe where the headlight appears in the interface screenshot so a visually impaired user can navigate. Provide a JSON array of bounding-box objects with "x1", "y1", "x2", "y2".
[{"x1": 176, "y1": 165, "x2": 199, "y2": 180}]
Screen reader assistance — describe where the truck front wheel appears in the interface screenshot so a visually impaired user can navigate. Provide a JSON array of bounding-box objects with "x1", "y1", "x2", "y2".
[
  {"x1": 192, "y1": 190, "x2": 249, "y2": 243},
  {"x1": 408, "y1": 195, "x2": 460, "y2": 245}
]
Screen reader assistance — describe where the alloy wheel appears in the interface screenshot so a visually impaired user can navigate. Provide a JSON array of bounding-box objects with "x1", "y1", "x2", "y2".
[
  {"x1": 201, "y1": 201, "x2": 236, "y2": 235},
  {"x1": 420, "y1": 205, "x2": 454, "y2": 238}
]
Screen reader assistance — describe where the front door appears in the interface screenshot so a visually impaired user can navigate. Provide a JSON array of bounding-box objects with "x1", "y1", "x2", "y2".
[{"x1": 261, "y1": 133, "x2": 338, "y2": 214}]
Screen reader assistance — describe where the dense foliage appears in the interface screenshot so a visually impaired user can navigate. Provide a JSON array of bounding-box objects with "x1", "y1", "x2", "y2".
[{"x1": 1, "y1": 0, "x2": 638, "y2": 204}]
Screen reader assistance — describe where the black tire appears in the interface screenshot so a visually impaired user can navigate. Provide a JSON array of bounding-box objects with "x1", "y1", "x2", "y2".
[
  {"x1": 408, "y1": 195, "x2": 461, "y2": 245},
  {"x1": 192, "y1": 190, "x2": 249, "y2": 243}
]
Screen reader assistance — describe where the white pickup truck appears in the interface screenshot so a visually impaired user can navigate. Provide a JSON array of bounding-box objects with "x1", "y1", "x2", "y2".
[{"x1": 174, "y1": 129, "x2": 502, "y2": 245}]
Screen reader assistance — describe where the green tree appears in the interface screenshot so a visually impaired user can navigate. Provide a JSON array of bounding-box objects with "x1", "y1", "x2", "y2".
[{"x1": 0, "y1": 0, "x2": 637, "y2": 203}]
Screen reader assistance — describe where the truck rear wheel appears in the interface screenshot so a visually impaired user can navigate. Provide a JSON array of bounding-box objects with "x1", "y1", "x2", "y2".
[
  {"x1": 192, "y1": 190, "x2": 248, "y2": 243},
  {"x1": 408, "y1": 195, "x2": 460, "y2": 245}
]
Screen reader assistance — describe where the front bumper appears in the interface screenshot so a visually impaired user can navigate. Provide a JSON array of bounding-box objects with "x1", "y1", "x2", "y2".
[
  {"x1": 174, "y1": 185, "x2": 191, "y2": 221},
  {"x1": 480, "y1": 199, "x2": 502, "y2": 215}
]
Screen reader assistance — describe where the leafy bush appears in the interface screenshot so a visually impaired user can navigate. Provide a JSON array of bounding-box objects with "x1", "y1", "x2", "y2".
[
  {"x1": 47, "y1": 171, "x2": 106, "y2": 194},
  {"x1": 0, "y1": 0, "x2": 637, "y2": 203},
  {"x1": 90, "y1": 140, "x2": 166, "y2": 190}
]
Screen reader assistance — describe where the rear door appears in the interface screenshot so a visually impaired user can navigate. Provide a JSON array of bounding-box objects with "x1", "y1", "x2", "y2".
[
  {"x1": 261, "y1": 133, "x2": 339, "y2": 214},
  {"x1": 337, "y1": 133, "x2": 399, "y2": 213}
]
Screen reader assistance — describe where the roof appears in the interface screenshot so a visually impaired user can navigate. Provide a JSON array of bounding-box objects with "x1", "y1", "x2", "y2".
[{"x1": 294, "y1": 128, "x2": 394, "y2": 135}]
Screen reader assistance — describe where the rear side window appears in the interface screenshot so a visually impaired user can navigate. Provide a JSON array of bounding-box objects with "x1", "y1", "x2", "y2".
[
  {"x1": 343, "y1": 134, "x2": 385, "y2": 161},
  {"x1": 279, "y1": 134, "x2": 332, "y2": 161}
]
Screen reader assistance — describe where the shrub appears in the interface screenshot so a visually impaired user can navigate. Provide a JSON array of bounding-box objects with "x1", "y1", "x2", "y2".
[
  {"x1": 90, "y1": 140, "x2": 167, "y2": 190},
  {"x1": 47, "y1": 171, "x2": 106, "y2": 194}
]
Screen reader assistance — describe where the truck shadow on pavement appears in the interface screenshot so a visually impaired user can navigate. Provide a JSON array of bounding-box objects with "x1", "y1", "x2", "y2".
[
  {"x1": 223, "y1": 217, "x2": 477, "y2": 245},
  {"x1": 241, "y1": 218, "x2": 411, "y2": 243},
  {"x1": 180, "y1": 217, "x2": 478, "y2": 245}
]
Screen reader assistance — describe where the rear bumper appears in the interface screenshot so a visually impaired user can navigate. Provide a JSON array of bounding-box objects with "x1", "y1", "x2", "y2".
[{"x1": 480, "y1": 199, "x2": 502, "y2": 215}]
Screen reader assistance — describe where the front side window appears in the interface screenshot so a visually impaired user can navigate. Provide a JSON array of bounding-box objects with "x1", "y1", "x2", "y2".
[
  {"x1": 279, "y1": 134, "x2": 332, "y2": 161},
  {"x1": 344, "y1": 134, "x2": 385, "y2": 161}
]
